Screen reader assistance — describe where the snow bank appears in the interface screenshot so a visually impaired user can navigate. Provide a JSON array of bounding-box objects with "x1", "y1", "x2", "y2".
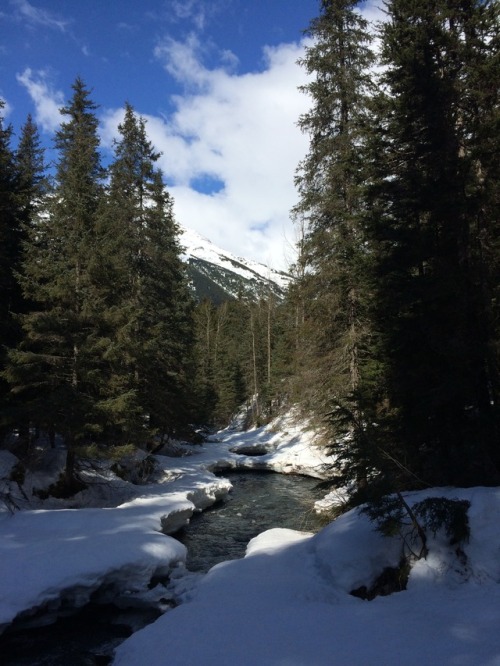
[
  {"x1": 0, "y1": 499, "x2": 186, "y2": 631},
  {"x1": 204, "y1": 410, "x2": 333, "y2": 478},
  {"x1": 0, "y1": 471, "x2": 232, "y2": 631},
  {"x1": 0, "y1": 410, "x2": 323, "y2": 632},
  {"x1": 5, "y1": 413, "x2": 500, "y2": 665},
  {"x1": 114, "y1": 487, "x2": 500, "y2": 666}
]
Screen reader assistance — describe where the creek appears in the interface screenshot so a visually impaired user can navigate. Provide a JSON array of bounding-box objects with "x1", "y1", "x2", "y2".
[
  {"x1": 0, "y1": 470, "x2": 326, "y2": 665},
  {"x1": 177, "y1": 470, "x2": 326, "y2": 572}
]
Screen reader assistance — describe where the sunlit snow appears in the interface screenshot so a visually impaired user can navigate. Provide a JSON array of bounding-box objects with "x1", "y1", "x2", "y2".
[
  {"x1": 179, "y1": 224, "x2": 292, "y2": 292},
  {"x1": 1, "y1": 413, "x2": 500, "y2": 665}
]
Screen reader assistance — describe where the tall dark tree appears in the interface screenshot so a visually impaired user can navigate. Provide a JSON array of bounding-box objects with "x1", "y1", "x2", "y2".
[
  {"x1": 0, "y1": 102, "x2": 22, "y2": 441},
  {"x1": 5, "y1": 116, "x2": 49, "y2": 446},
  {"x1": 14, "y1": 115, "x2": 48, "y2": 321},
  {"x1": 140, "y1": 169, "x2": 196, "y2": 438},
  {"x1": 364, "y1": 0, "x2": 500, "y2": 488},
  {"x1": 292, "y1": 0, "x2": 374, "y2": 440},
  {"x1": 99, "y1": 104, "x2": 195, "y2": 442},
  {"x1": 211, "y1": 299, "x2": 250, "y2": 425},
  {"x1": 0, "y1": 104, "x2": 19, "y2": 344},
  {"x1": 5, "y1": 78, "x2": 105, "y2": 486},
  {"x1": 15, "y1": 114, "x2": 47, "y2": 219}
]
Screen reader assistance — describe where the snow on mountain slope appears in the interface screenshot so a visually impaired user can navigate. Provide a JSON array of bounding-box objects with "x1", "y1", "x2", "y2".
[{"x1": 179, "y1": 226, "x2": 292, "y2": 302}]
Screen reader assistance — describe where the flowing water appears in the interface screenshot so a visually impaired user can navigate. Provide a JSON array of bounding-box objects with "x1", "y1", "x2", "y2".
[
  {"x1": 0, "y1": 470, "x2": 326, "y2": 665},
  {"x1": 177, "y1": 471, "x2": 326, "y2": 572}
]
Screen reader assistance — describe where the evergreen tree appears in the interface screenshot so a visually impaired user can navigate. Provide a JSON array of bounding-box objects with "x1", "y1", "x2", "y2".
[
  {"x1": 461, "y1": 0, "x2": 500, "y2": 429},
  {"x1": 13, "y1": 115, "x2": 48, "y2": 322},
  {"x1": 193, "y1": 299, "x2": 219, "y2": 425},
  {"x1": 99, "y1": 104, "x2": 195, "y2": 442},
  {"x1": 364, "y1": 0, "x2": 500, "y2": 488},
  {"x1": 15, "y1": 114, "x2": 48, "y2": 219},
  {"x1": 209, "y1": 299, "x2": 250, "y2": 425},
  {"x1": 0, "y1": 102, "x2": 22, "y2": 441},
  {"x1": 140, "y1": 169, "x2": 196, "y2": 438},
  {"x1": 6, "y1": 115, "x2": 49, "y2": 446},
  {"x1": 5, "y1": 78, "x2": 105, "y2": 486},
  {"x1": 192, "y1": 293, "x2": 291, "y2": 428},
  {"x1": 292, "y1": 0, "x2": 374, "y2": 441}
]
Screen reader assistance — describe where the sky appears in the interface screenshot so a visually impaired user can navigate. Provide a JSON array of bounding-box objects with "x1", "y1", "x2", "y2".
[{"x1": 0, "y1": 0, "x2": 381, "y2": 272}]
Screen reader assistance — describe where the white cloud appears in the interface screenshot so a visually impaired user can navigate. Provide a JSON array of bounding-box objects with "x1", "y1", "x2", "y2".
[
  {"x1": 0, "y1": 95, "x2": 13, "y2": 118},
  {"x1": 167, "y1": 0, "x2": 227, "y2": 33},
  {"x1": 16, "y1": 68, "x2": 64, "y2": 133},
  {"x1": 10, "y1": 0, "x2": 69, "y2": 32},
  {"x1": 164, "y1": 40, "x2": 309, "y2": 270},
  {"x1": 154, "y1": 33, "x2": 215, "y2": 90},
  {"x1": 102, "y1": 38, "x2": 312, "y2": 271},
  {"x1": 359, "y1": 1, "x2": 386, "y2": 25},
  {"x1": 101, "y1": 6, "x2": 383, "y2": 273},
  {"x1": 170, "y1": 0, "x2": 206, "y2": 31},
  {"x1": 142, "y1": 5, "x2": 384, "y2": 271}
]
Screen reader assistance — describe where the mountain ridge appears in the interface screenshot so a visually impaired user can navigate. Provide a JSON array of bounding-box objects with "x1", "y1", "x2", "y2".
[{"x1": 179, "y1": 226, "x2": 292, "y2": 303}]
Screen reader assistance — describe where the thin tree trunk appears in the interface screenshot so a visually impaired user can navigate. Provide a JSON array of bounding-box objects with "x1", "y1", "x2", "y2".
[
  {"x1": 250, "y1": 311, "x2": 259, "y2": 419},
  {"x1": 267, "y1": 298, "x2": 272, "y2": 387}
]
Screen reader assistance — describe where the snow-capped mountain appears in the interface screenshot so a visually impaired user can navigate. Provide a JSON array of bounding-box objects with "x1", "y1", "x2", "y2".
[{"x1": 179, "y1": 226, "x2": 292, "y2": 303}]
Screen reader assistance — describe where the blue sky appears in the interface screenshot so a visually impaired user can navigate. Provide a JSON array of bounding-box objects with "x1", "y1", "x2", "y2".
[{"x1": 0, "y1": 0, "x2": 380, "y2": 271}]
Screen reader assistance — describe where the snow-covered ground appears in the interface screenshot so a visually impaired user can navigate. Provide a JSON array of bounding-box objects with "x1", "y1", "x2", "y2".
[
  {"x1": 2, "y1": 414, "x2": 500, "y2": 665},
  {"x1": 0, "y1": 413, "x2": 329, "y2": 632},
  {"x1": 116, "y1": 487, "x2": 500, "y2": 666}
]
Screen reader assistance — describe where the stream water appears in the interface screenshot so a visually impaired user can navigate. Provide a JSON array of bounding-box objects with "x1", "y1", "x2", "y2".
[
  {"x1": 178, "y1": 471, "x2": 326, "y2": 572},
  {"x1": 0, "y1": 470, "x2": 326, "y2": 665}
]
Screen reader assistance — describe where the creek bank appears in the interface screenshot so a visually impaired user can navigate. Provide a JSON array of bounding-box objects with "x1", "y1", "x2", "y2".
[
  {"x1": 0, "y1": 412, "x2": 336, "y2": 663},
  {"x1": 0, "y1": 469, "x2": 328, "y2": 665}
]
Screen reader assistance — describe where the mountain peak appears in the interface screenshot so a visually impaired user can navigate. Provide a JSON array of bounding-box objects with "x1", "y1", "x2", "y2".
[{"x1": 179, "y1": 225, "x2": 292, "y2": 303}]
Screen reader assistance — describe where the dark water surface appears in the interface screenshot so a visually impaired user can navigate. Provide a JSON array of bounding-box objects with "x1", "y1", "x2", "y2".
[
  {"x1": 177, "y1": 470, "x2": 326, "y2": 572},
  {"x1": 0, "y1": 470, "x2": 325, "y2": 664}
]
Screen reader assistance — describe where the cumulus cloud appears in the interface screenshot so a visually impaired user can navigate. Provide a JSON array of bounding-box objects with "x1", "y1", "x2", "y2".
[
  {"x1": 15, "y1": 2, "x2": 382, "y2": 272},
  {"x1": 102, "y1": 37, "x2": 312, "y2": 271},
  {"x1": 16, "y1": 68, "x2": 64, "y2": 133},
  {"x1": 136, "y1": 3, "x2": 383, "y2": 271}
]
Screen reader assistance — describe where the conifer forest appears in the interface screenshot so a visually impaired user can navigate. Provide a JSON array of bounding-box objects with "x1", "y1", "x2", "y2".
[{"x1": 1, "y1": 0, "x2": 499, "y2": 500}]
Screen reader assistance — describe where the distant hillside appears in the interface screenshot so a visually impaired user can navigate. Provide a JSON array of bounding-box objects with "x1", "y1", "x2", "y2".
[{"x1": 179, "y1": 226, "x2": 292, "y2": 304}]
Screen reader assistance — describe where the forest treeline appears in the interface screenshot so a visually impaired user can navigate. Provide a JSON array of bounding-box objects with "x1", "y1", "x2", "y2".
[
  {"x1": 292, "y1": 0, "x2": 500, "y2": 495},
  {"x1": 0, "y1": 80, "x2": 294, "y2": 491},
  {"x1": 1, "y1": 0, "x2": 499, "y2": 497}
]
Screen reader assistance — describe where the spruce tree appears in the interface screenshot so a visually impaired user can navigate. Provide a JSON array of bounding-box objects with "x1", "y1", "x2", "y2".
[
  {"x1": 5, "y1": 78, "x2": 105, "y2": 487},
  {"x1": 14, "y1": 115, "x2": 48, "y2": 321},
  {"x1": 292, "y1": 0, "x2": 374, "y2": 449},
  {"x1": 193, "y1": 299, "x2": 219, "y2": 426},
  {"x1": 211, "y1": 299, "x2": 249, "y2": 425},
  {"x1": 15, "y1": 114, "x2": 47, "y2": 219},
  {"x1": 140, "y1": 169, "x2": 196, "y2": 438},
  {"x1": 5, "y1": 116, "x2": 49, "y2": 446},
  {"x1": 0, "y1": 102, "x2": 22, "y2": 441},
  {"x1": 99, "y1": 104, "x2": 195, "y2": 443},
  {"x1": 364, "y1": 0, "x2": 500, "y2": 487}
]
